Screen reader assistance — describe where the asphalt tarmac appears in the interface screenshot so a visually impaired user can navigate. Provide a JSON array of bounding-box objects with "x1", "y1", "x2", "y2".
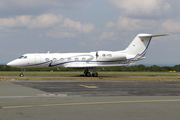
[{"x1": 1, "y1": 80, "x2": 180, "y2": 120}]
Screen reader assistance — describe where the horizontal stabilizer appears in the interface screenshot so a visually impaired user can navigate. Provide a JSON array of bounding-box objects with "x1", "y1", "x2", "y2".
[
  {"x1": 151, "y1": 34, "x2": 169, "y2": 37},
  {"x1": 138, "y1": 34, "x2": 169, "y2": 38}
]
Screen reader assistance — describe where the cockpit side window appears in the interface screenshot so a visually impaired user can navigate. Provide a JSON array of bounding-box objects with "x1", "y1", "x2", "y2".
[
  {"x1": 18, "y1": 56, "x2": 27, "y2": 59},
  {"x1": 19, "y1": 56, "x2": 24, "y2": 59}
]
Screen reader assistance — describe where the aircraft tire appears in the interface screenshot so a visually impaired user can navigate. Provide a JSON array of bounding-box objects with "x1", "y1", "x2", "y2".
[
  {"x1": 92, "y1": 73, "x2": 98, "y2": 77},
  {"x1": 19, "y1": 74, "x2": 24, "y2": 77},
  {"x1": 86, "y1": 72, "x2": 91, "y2": 77}
]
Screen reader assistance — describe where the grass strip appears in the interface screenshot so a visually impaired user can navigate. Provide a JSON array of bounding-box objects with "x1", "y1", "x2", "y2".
[
  {"x1": 0, "y1": 71, "x2": 179, "y2": 76},
  {"x1": 2, "y1": 77, "x2": 180, "y2": 82}
]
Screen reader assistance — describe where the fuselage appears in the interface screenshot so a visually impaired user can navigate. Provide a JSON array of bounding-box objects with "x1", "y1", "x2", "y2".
[{"x1": 7, "y1": 51, "x2": 141, "y2": 69}]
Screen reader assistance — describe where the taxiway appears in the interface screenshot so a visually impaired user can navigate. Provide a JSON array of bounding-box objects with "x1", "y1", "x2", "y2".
[{"x1": 0, "y1": 80, "x2": 180, "y2": 120}]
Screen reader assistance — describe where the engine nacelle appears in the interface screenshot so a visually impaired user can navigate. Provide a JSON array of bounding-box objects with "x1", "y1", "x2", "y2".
[{"x1": 97, "y1": 51, "x2": 126, "y2": 61}]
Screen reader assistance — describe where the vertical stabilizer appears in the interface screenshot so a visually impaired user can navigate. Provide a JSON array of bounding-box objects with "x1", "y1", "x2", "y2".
[{"x1": 125, "y1": 34, "x2": 168, "y2": 57}]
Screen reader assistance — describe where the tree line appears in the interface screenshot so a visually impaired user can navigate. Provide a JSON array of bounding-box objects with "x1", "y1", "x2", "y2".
[{"x1": 1, "y1": 64, "x2": 180, "y2": 72}]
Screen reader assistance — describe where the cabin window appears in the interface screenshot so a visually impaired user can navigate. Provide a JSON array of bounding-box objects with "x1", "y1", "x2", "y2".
[
  {"x1": 45, "y1": 58, "x2": 49, "y2": 61},
  {"x1": 102, "y1": 54, "x2": 106, "y2": 57},
  {"x1": 67, "y1": 58, "x2": 71, "y2": 61},
  {"x1": 82, "y1": 57, "x2": 86, "y2": 61},
  {"x1": 75, "y1": 58, "x2": 79, "y2": 61},
  {"x1": 53, "y1": 58, "x2": 57, "y2": 61},
  {"x1": 107, "y1": 54, "x2": 112, "y2": 57},
  {"x1": 60, "y1": 58, "x2": 64, "y2": 61}
]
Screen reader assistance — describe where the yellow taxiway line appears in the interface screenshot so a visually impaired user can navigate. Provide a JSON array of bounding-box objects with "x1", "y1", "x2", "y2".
[
  {"x1": 79, "y1": 84, "x2": 98, "y2": 88},
  {"x1": 1, "y1": 99, "x2": 180, "y2": 109}
]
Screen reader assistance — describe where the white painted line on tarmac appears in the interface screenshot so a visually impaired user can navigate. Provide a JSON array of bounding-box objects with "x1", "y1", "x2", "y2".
[{"x1": 0, "y1": 94, "x2": 81, "y2": 98}]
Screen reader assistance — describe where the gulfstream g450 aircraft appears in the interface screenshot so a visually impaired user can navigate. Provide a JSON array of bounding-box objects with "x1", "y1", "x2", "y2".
[{"x1": 7, "y1": 33, "x2": 168, "y2": 77}]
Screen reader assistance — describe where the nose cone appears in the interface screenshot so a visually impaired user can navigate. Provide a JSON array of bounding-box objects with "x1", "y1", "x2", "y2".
[
  {"x1": 7, "y1": 59, "x2": 28, "y2": 68},
  {"x1": 7, "y1": 61, "x2": 16, "y2": 67}
]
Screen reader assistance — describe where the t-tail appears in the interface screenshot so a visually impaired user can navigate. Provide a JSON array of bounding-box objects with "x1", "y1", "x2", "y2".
[{"x1": 125, "y1": 34, "x2": 168, "y2": 64}]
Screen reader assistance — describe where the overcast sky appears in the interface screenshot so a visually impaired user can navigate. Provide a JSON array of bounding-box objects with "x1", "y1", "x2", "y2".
[{"x1": 1, "y1": 0, "x2": 180, "y2": 66}]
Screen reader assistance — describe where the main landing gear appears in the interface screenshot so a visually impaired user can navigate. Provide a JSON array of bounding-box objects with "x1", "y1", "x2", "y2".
[
  {"x1": 19, "y1": 68, "x2": 26, "y2": 77},
  {"x1": 84, "y1": 68, "x2": 98, "y2": 77}
]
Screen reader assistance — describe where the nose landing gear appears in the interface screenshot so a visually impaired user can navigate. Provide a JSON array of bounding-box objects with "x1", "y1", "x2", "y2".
[{"x1": 19, "y1": 69, "x2": 26, "y2": 77}]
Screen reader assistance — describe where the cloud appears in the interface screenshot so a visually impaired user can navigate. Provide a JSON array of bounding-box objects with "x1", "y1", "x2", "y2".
[
  {"x1": 117, "y1": 16, "x2": 157, "y2": 31},
  {"x1": 62, "y1": 18, "x2": 95, "y2": 33},
  {"x1": 160, "y1": 19, "x2": 180, "y2": 33},
  {"x1": 29, "y1": 14, "x2": 64, "y2": 29},
  {"x1": 46, "y1": 32, "x2": 77, "y2": 38},
  {"x1": 109, "y1": 0, "x2": 172, "y2": 18},
  {"x1": 0, "y1": 15, "x2": 30, "y2": 28},
  {"x1": 0, "y1": 0, "x2": 84, "y2": 10},
  {"x1": 47, "y1": 21, "x2": 95, "y2": 38},
  {"x1": 0, "y1": 13, "x2": 94, "y2": 32},
  {"x1": 0, "y1": 13, "x2": 95, "y2": 38},
  {"x1": 97, "y1": 32, "x2": 115, "y2": 41},
  {"x1": 45, "y1": 16, "x2": 95, "y2": 38},
  {"x1": 0, "y1": 0, "x2": 88, "y2": 16},
  {"x1": 105, "y1": 21, "x2": 115, "y2": 28},
  {"x1": 0, "y1": 13, "x2": 64, "y2": 29}
]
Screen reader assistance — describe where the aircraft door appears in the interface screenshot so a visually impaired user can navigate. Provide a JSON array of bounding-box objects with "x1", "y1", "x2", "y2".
[{"x1": 35, "y1": 55, "x2": 41, "y2": 64}]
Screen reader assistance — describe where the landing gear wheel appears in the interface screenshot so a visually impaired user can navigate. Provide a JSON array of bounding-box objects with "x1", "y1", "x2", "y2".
[
  {"x1": 19, "y1": 68, "x2": 26, "y2": 77},
  {"x1": 92, "y1": 73, "x2": 98, "y2": 77},
  {"x1": 19, "y1": 74, "x2": 24, "y2": 77},
  {"x1": 85, "y1": 72, "x2": 91, "y2": 77}
]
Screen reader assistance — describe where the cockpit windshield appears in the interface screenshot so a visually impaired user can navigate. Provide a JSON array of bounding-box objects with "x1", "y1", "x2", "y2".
[
  {"x1": 19, "y1": 56, "x2": 24, "y2": 59},
  {"x1": 18, "y1": 56, "x2": 27, "y2": 59}
]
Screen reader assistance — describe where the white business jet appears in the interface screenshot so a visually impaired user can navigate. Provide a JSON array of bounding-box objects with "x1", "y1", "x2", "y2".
[{"x1": 7, "y1": 33, "x2": 168, "y2": 77}]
